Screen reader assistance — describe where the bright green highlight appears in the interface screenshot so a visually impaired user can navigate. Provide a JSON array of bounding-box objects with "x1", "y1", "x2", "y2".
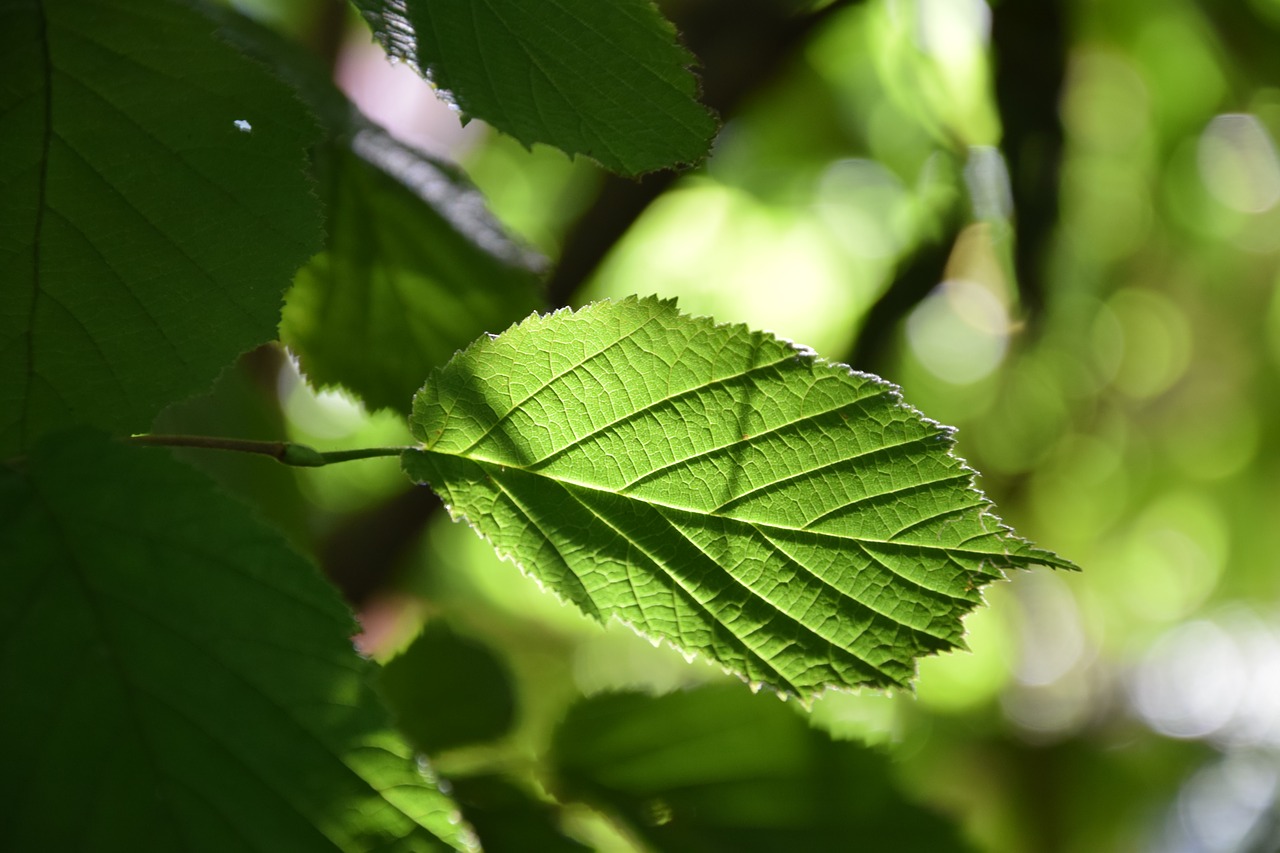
[
  {"x1": 0, "y1": 431, "x2": 460, "y2": 851},
  {"x1": 351, "y1": 0, "x2": 717, "y2": 175},
  {"x1": 403, "y1": 297, "x2": 1075, "y2": 701}
]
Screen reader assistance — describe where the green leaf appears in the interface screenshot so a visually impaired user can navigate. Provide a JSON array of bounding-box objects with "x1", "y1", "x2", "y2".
[
  {"x1": 402, "y1": 297, "x2": 1075, "y2": 701},
  {"x1": 549, "y1": 686, "x2": 969, "y2": 852},
  {"x1": 0, "y1": 0, "x2": 321, "y2": 455},
  {"x1": 448, "y1": 775, "x2": 591, "y2": 853},
  {"x1": 379, "y1": 620, "x2": 517, "y2": 755},
  {"x1": 0, "y1": 431, "x2": 464, "y2": 852},
  {"x1": 351, "y1": 0, "x2": 718, "y2": 176},
  {"x1": 152, "y1": 349, "x2": 313, "y2": 545},
  {"x1": 282, "y1": 128, "x2": 545, "y2": 413},
  {"x1": 204, "y1": 5, "x2": 545, "y2": 414}
]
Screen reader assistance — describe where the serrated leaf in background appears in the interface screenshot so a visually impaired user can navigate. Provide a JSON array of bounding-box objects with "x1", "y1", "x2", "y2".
[
  {"x1": 205, "y1": 5, "x2": 546, "y2": 414},
  {"x1": 379, "y1": 620, "x2": 517, "y2": 755},
  {"x1": 402, "y1": 297, "x2": 1076, "y2": 701},
  {"x1": 0, "y1": 431, "x2": 465, "y2": 852},
  {"x1": 549, "y1": 686, "x2": 969, "y2": 852},
  {"x1": 350, "y1": 0, "x2": 718, "y2": 176},
  {"x1": 0, "y1": 0, "x2": 322, "y2": 454},
  {"x1": 282, "y1": 126, "x2": 545, "y2": 413}
]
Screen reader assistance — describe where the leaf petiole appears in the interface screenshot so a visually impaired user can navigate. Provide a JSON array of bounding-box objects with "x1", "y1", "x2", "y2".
[{"x1": 126, "y1": 434, "x2": 409, "y2": 467}]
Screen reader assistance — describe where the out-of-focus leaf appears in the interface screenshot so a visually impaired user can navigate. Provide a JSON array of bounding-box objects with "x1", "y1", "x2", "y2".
[
  {"x1": 448, "y1": 775, "x2": 591, "y2": 853},
  {"x1": 206, "y1": 4, "x2": 546, "y2": 414},
  {"x1": 549, "y1": 686, "x2": 969, "y2": 852},
  {"x1": 0, "y1": 431, "x2": 464, "y2": 852},
  {"x1": 379, "y1": 620, "x2": 516, "y2": 754},
  {"x1": 402, "y1": 297, "x2": 1075, "y2": 701},
  {"x1": 282, "y1": 127, "x2": 545, "y2": 413},
  {"x1": 0, "y1": 0, "x2": 321, "y2": 454},
  {"x1": 351, "y1": 0, "x2": 718, "y2": 175}
]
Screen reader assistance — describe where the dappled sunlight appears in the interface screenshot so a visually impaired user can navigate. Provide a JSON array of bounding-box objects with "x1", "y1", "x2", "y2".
[
  {"x1": 913, "y1": 584, "x2": 1016, "y2": 713},
  {"x1": 278, "y1": 355, "x2": 416, "y2": 513},
  {"x1": 1118, "y1": 493, "x2": 1228, "y2": 625},
  {"x1": 905, "y1": 220, "x2": 1014, "y2": 386},
  {"x1": 583, "y1": 182, "x2": 865, "y2": 357},
  {"x1": 1197, "y1": 114, "x2": 1280, "y2": 215},
  {"x1": 906, "y1": 278, "x2": 1009, "y2": 384},
  {"x1": 977, "y1": 571, "x2": 1101, "y2": 741},
  {"x1": 1131, "y1": 608, "x2": 1280, "y2": 748},
  {"x1": 1105, "y1": 288, "x2": 1194, "y2": 400},
  {"x1": 878, "y1": 0, "x2": 999, "y2": 145},
  {"x1": 814, "y1": 158, "x2": 915, "y2": 260},
  {"x1": 1150, "y1": 751, "x2": 1280, "y2": 853},
  {"x1": 1010, "y1": 572, "x2": 1092, "y2": 689}
]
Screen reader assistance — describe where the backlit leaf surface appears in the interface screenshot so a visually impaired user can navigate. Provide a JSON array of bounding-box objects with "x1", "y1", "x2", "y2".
[
  {"x1": 0, "y1": 0, "x2": 321, "y2": 454},
  {"x1": 403, "y1": 297, "x2": 1075, "y2": 700},
  {"x1": 351, "y1": 0, "x2": 717, "y2": 175},
  {"x1": 0, "y1": 432, "x2": 462, "y2": 852}
]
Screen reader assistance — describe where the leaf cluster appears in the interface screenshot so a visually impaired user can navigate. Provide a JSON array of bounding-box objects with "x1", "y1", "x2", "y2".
[{"x1": 1, "y1": 0, "x2": 1074, "y2": 849}]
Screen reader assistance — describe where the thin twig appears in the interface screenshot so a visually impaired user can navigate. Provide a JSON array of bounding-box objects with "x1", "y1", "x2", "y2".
[{"x1": 125, "y1": 434, "x2": 409, "y2": 467}]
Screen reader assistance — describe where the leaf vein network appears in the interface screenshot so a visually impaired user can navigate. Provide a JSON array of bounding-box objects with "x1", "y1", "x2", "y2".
[
  {"x1": 451, "y1": 308, "x2": 663, "y2": 454},
  {"x1": 558, "y1": 477, "x2": 910, "y2": 687},
  {"x1": 526, "y1": 352, "x2": 798, "y2": 469}
]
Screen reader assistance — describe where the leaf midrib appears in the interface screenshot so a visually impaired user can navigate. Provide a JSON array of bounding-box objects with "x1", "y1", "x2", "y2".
[
  {"x1": 20, "y1": 1, "x2": 55, "y2": 449},
  {"x1": 479, "y1": 452, "x2": 952, "y2": 688},
  {"x1": 424, "y1": 448, "x2": 1013, "y2": 561}
]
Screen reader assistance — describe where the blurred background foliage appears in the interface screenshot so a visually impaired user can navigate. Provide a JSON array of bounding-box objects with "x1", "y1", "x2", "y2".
[{"x1": 180, "y1": 0, "x2": 1280, "y2": 848}]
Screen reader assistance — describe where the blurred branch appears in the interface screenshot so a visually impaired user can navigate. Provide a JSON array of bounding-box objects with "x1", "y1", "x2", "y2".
[
  {"x1": 845, "y1": 204, "x2": 963, "y2": 375},
  {"x1": 309, "y1": 0, "x2": 348, "y2": 67},
  {"x1": 320, "y1": 484, "x2": 443, "y2": 605},
  {"x1": 991, "y1": 0, "x2": 1068, "y2": 324},
  {"x1": 1198, "y1": 0, "x2": 1280, "y2": 96},
  {"x1": 843, "y1": 0, "x2": 1068, "y2": 374}
]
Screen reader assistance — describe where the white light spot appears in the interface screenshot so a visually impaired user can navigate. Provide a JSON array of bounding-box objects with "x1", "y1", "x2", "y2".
[
  {"x1": 916, "y1": 0, "x2": 992, "y2": 64},
  {"x1": 234, "y1": 119, "x2": 252, "y2": 133},
  {"x1": 1155, "y1": 753, "x2": 1280, "y2": 853},
  {"x1": 906, "y1": 278, "x2": 1010, "y2": 385},
  {"x1": 964, "y1": 145, "x2": 1014, "y2": 222},
  {"x1": 1198, "y1": 113, "x2": 1280, "y2": 213}
]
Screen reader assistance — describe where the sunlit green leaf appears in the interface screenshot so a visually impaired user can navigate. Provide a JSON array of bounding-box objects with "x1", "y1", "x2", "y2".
[
  {"x1": 550, "y1": 686, "x2": 969, "y2": 851},
  {"x1": 0, "y1": 0, "x2": 321, "y2": 454},
  {"x1": 351, "y1": 0, "x2": 718, "y2": 175},
  {"x1": 0, "y1": 431, "x2": 463, "y2": 852},
  {"x1": 402, "y1": 297, "x2": 1075, "y2": 701}
]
